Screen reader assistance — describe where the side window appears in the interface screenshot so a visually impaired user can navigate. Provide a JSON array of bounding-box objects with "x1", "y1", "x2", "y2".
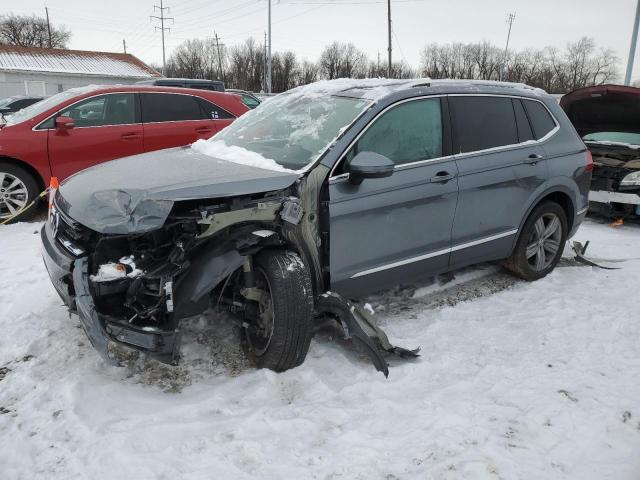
[
  {"x1": 141, "y1": 93, "x2": 202, "y2": 122},
  {"x1": 351, "y1": 98, "x2": 443, "y2": 166},
  {"x1": 58, "y1": 93, "x2": 136, "y2": 127},
  {"x1": 197, "y1": 97, "x2": 235, "y2": 120},
  {"x1": 241, "y1": 94, "x2": 261, "y2": 109},
  {"x1": 450, "y1": 96, "x2": 518, "y2": 153},
  {"x1": 513, "y1": 99, "x2": 534, "y2": 143},
  {"x1": 523, "y1": 99, "x2": 556, "y2": 140}
]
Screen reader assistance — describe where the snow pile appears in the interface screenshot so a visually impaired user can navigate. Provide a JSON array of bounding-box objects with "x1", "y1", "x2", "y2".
[
  {"x1": 1, "y1": 219, "x2": 640, "y2": 479},
  {"x1": 190, "y1": 139, "x2": 295, "y2": 173}
]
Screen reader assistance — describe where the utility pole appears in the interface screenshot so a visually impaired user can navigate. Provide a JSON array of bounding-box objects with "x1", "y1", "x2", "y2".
[
  {"x1": 264, "y1": 31, "x2": 268, "y2": 92},
  {"x1": 624, "y1": 0, "x2": 640, "y2": 85},
  {"x1": 213, "y1": 32, "x2": 224, "y2": 83},
  {"x1": 500, "y1": 13, "x2": 516, "y2": 82},
  {"x1": 123, "y1": 39, "x2": 127, "y2": 54},
  {"x1": 44, "y1": 6, "x2": 52, "y2": 48},
  {"x1": 151, "y1": 0, "x2": 174, "y2": 76},
  {"x1": 387, "y1": 0, "x2": 392, "y2": 77},
  {"x1": 267, "y1": 0, "x2": 272, "y2": 93}
]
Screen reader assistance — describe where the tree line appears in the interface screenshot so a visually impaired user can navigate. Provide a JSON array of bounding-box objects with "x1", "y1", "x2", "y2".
[
  {"x1": 1, "y1": 13, "x2": 618, "y2": 94},
  {"x1": 0, "y1": 14, "x2": 70, "y2": 49},
  {"x1": 165, "y1": 36, "x2": 617, "y2": 94}
]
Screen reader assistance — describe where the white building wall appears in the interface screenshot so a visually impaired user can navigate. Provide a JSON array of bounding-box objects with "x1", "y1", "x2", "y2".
[{"x1": 0, "y1": 71, "x2": 145, "y2": 98}]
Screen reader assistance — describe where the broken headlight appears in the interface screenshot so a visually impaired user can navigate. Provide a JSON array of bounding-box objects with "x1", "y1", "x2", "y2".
[{"x1": 620, "y1": 171, "x2": 640, "y2": 187}]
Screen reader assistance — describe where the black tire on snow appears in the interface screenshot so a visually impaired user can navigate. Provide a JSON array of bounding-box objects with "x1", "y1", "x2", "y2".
[
  {"x1": 245, "y1": 249, "x2": 314, "y2": 372},
  {"x1": 0, "y1": 161, "x2": 40, "y2": 223},
  {"x1": 504, "y1": 201, "x2": 568, "y2": 281}
]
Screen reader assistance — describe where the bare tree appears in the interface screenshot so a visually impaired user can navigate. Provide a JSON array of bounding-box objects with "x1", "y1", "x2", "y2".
[
  {"x1": 419, "y1": 37, "x2": 618, "y2": 93},
  {"x1": 0, "y1": 14, "x2": 70, "y2": 48},
  {"x1": 318, "y1": 42, "x2": 367, "y2": 79}
]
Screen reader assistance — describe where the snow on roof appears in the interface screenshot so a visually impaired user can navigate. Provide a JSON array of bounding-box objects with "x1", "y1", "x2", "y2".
[
  {"x1": 285, "y1": 77, "x2": 546, "y2": 101},
  {"x1": 0, "y1": 45, "x2": 160, "y2": 78}
]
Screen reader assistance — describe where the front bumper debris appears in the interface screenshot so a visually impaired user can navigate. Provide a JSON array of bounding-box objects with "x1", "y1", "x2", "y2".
[
  {"x1": 41, "y1": 224, "x2": 181, "y2": 365},
  {"x1": 317, "y1": 292, "x2": 420, "y2": 377}
]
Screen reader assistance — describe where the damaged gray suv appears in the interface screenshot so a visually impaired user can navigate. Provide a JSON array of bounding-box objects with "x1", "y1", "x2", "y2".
[{"x1": 42, "y1": 79, "x2": 591, "y2": 373}]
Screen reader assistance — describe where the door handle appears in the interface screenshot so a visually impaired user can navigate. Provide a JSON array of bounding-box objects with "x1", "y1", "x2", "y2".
[
  {"x1": 430, "y1": 171, "x2": 456, "y2": 183},
  {"x1": 195, "y1": 127, "x2": 213, "y2": 134},
  {"x1": 121, "y1": 133, "x2": 141, "y2": 140},
  {"x1": 525, "y1": 153, "x2": 544, "y2": 165}
]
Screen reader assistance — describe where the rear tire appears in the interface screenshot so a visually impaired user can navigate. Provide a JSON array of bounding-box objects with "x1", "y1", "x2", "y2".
[
  {"x1": 0, "y1": 161, "x2": 40, "y2": 223},
  {"x1": 243, "y1": 250, "x2": 314, "y2": 372},
  {"x1": 504, "y1": 201, "x2": 567, "y2": 281}
]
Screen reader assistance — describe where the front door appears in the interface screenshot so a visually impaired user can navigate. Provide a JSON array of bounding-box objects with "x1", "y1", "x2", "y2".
[
  {"x1": 328, "y1": 97, "x2": 459, "y2": 296},
  {"x1": 48, "y1": 93, "x2": 143, "y2": 180}
]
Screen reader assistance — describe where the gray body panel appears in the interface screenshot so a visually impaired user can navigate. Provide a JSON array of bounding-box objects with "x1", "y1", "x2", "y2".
[
  {"x1": 57, "y1": 146, "x2": 299, "y2": 234},
  {"x1": 322, "y1": 83, "x2": 590, "y2": 297},
  {"x1": 329, "y1": 157, "x2": 459, "y2": 293}
]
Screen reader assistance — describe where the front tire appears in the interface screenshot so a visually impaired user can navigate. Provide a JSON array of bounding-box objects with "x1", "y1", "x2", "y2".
[
  {"x1": 0, "y1": 162, "x2": 40, "y2": 223},
  {"x1": 243, "y1": 250, "x2": 314, "y2": 372},
  {"x1": 504, "y1": 201, "x2": 567, "y2": 281}
]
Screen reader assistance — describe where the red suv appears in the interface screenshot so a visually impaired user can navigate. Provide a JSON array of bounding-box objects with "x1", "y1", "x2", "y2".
[{"x1": 0, "y1": 85, "x2": 249, "y2": 221}]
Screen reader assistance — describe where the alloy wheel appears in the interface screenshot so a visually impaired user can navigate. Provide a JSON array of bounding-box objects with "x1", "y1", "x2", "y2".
[
  {"x1": 246, "y1": 268, "x2": 275, "y2": 356},
  {"x1": 526, "y1": 213, "x2": 562, "y2": 271},
  {"x1": 0, "y1": 172, "x2": 28, "y2": 219}
]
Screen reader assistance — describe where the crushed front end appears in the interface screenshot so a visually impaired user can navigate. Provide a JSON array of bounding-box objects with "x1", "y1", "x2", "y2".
[{"x1": 41, "y1": 187, "x2": 299, "y2": 365}]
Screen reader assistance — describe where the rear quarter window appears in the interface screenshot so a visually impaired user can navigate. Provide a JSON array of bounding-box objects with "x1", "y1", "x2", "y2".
[
  {"x1": 523, "y1": 99, "x2": 556, "y2": 140},
  {"x1": 197, "y1": 97, "x2": 235, "y2": 120},
  {"x1": 450, "y1": 96, "x2": 518, "y2": 153}
]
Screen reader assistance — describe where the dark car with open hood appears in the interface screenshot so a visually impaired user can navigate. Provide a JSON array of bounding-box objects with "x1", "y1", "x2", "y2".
[
  {"x1": 561, "y1": 84, "x2": 640, "y2": 219},
  {"x1": 41, "y1": 79, "x2": 591, "y2": 374}
]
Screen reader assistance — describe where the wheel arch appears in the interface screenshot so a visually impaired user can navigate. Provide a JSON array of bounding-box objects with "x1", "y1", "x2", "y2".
[
  {"x1": 512, "y1": 187, "x2": 575, "y2": 250},
  {"x1": 0, "y1": 155, "x2": 47, "y2": 192}
]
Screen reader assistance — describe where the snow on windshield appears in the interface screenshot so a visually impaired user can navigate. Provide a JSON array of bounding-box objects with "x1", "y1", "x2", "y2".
[
  {"x1": 190, "y1": 139, "x2": 296, "y2": 173},
  {"x1": 194, "y1": 80, "x2": 374, "y2": 170}
]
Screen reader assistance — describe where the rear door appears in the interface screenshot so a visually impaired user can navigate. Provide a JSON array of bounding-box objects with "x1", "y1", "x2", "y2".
[
  {"x1": 328, "y1": 97, "x2": 459, "y2": 296},
  {"x1": 47, "y1": 93, "x2": 143, "y2": 180},
  {"x1": 448, "y1": 95, "x2": 549, "y2": 268},
  {"x1": 140, "y1": 92, "x2": 230, "y2": 152}
]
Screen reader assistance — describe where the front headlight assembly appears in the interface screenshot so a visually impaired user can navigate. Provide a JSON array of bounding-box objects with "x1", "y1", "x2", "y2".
[{"x1": 620, "y1": 171, "x2": 640, "y2": 187}]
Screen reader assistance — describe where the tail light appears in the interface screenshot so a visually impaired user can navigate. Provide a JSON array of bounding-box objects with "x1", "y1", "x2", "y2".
[{"x1": 585, "y1": 150, "x2": 593, "y2": 172}]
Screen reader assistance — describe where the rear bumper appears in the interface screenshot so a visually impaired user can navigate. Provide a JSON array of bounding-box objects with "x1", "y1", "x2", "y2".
[{"x1": 41, "y1": 225, "x2": 180, "y2": 364}]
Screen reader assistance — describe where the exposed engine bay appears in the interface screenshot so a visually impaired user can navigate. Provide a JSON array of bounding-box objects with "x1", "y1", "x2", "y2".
[{"x1": 586, "y1": 141, "x2": 640, "y2": 218}]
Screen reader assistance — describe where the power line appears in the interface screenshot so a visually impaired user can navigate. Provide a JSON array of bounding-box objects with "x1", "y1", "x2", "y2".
[{"x1": 151, "y1": 0, "x2": 174, "y2": 75}]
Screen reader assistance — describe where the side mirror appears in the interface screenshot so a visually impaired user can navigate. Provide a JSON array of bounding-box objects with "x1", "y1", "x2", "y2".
[
  {"x1": 347, "y1": 151, "x2": 395, "y2": 185},
  {"x1": 55, "y1": 116, "x2": 75, "y2": 130}
]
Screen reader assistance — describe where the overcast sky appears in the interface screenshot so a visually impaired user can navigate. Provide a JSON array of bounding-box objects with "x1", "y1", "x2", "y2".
[{"x1": 8, "y1": 0, "x2": 640, "y2": 82}]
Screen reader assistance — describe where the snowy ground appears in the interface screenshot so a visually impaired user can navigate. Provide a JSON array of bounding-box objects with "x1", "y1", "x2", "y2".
[{"x1": 1, "y1": 218, "x2": 639, "y2": 480}]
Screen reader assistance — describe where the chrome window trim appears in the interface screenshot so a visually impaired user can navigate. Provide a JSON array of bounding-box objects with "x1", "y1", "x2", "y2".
[
  {"x1": 140, "y1": 90, "x2": 235, "y2": 121},
  {"x1": 32, "y1": 90, "x2": 231, "y2": 131},
  {"x1": 328, "y1": 93, "x2": 560, "y2": 182},
  {"x1": 350, "y1": 229, "x2": 518, "y2": 278},
  {"x1": 32, "y1": 91, "x2": 139, "y2": 131}
]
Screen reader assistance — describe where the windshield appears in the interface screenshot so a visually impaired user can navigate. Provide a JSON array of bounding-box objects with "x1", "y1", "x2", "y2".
[
  {"x1": 583, "y1": 132, "x2": 640, "y2": 147},
  {"x1": 0, "y1": 97, "x2": 15, "y2": 108},
  {"x1": 5, "y1": 87, "x2": 96, "y2": 126},
  {"x1": 211, "y1": 93, "x2": 371, "y2": 170}
]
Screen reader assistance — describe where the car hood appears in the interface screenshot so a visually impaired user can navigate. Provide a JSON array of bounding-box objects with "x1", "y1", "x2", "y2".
[
  {"x1": 560, "y1": 84, "x2": 640, "y2": 136},
  {"x1": 58, "y1": 146, "x2": 300, "y2": 234}
]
